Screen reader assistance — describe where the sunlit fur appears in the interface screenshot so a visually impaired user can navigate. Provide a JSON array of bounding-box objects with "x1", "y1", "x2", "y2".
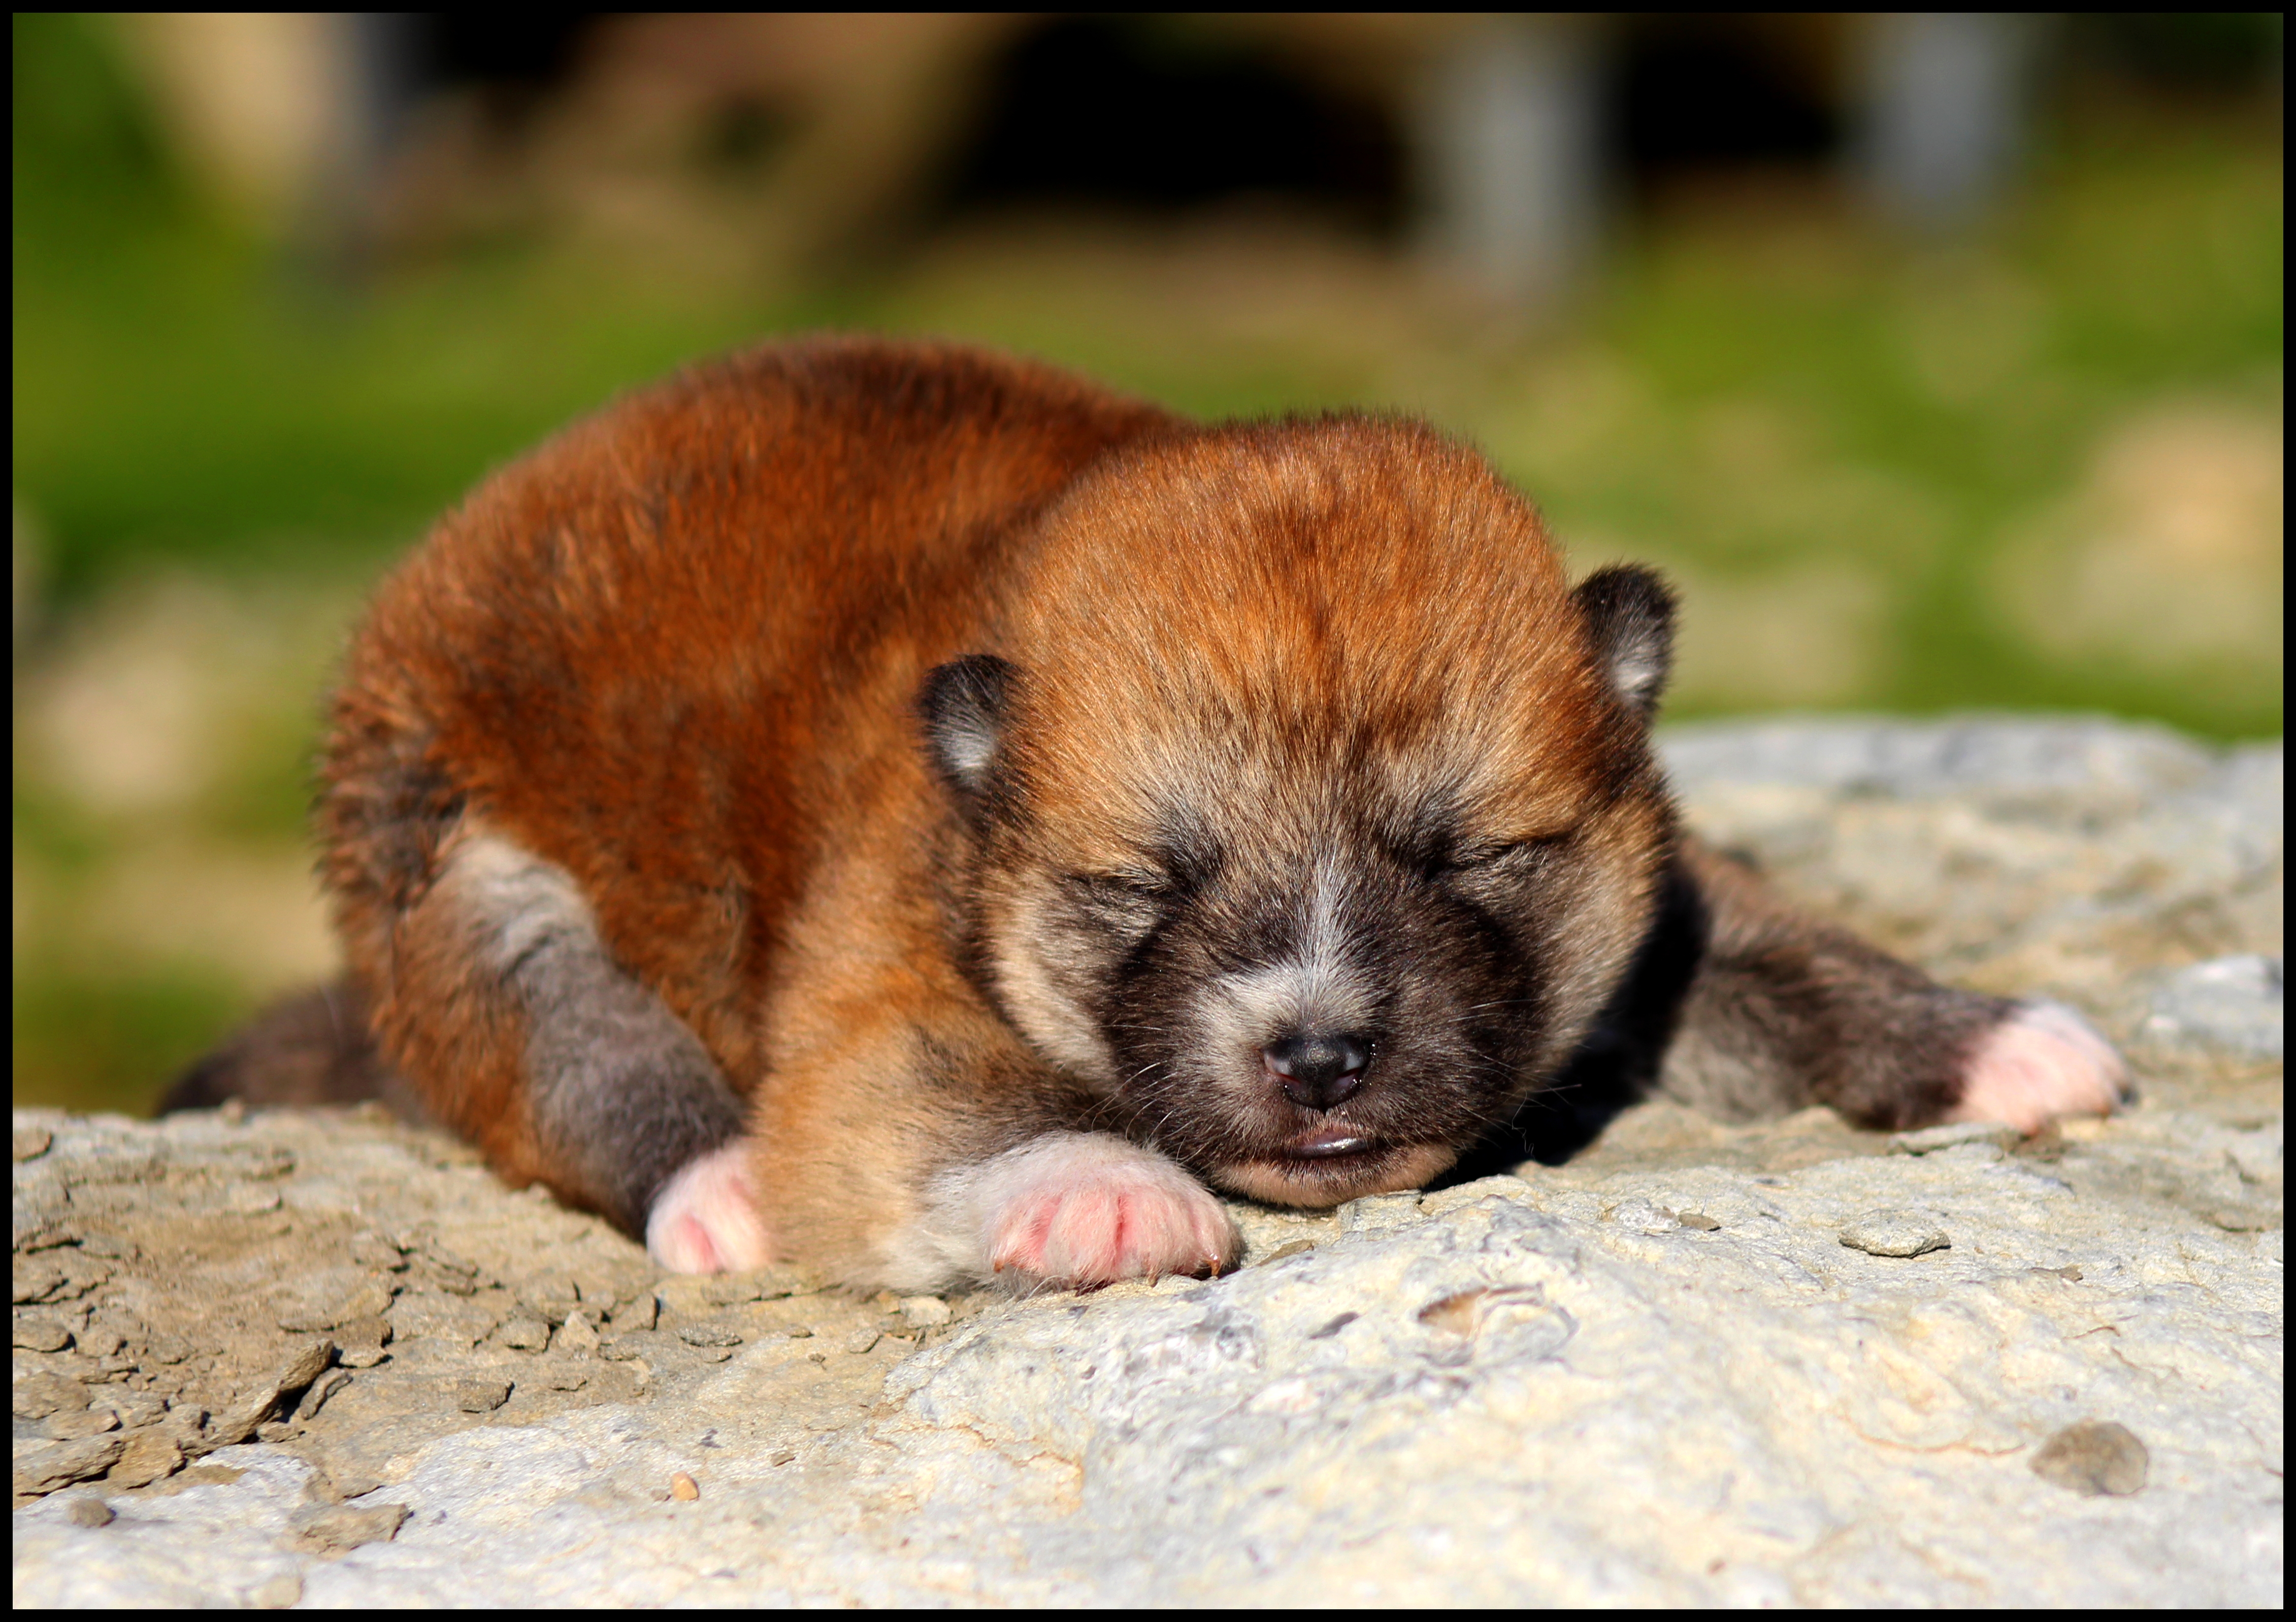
[{"x1": 302, "y1": 337, "x2": 2107, "y2": 1294}]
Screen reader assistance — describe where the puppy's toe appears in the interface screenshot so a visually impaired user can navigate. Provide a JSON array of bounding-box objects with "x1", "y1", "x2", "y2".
[
  {"x1": 984, "y1": 1136, "x2": 1238, "y2": 1288},
  {"x1": 1949, "y1": 1000, "x2": 2131, "y2": 1135},
  {"x1": 645, "y1": 1141, "x2": 774, "y2": 1274}
]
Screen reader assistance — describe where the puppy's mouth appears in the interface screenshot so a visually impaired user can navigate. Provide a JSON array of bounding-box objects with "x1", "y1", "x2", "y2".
[
  {"x1": 1210, "y1": 1136, "x2": 1458, "y2": 1208},
  {"x1": 1280, "y1": 1126, "x2": 1377, "y2": 1160}
]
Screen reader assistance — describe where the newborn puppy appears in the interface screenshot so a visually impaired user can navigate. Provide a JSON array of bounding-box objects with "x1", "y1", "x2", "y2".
[{"x1": 176, "y1": 337, "x2": 2127, "y2": 1290}]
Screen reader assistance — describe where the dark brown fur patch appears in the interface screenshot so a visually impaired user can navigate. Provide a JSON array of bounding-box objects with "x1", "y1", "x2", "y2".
[{"x1": 161, "y1": 980, "x2": 420, "y2": 1120}]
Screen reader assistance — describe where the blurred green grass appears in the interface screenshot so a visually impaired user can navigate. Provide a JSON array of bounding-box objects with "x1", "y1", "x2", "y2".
[
  {"x1": 11, "y1": 14, "x2": 2282, "y2": 1113},
  {"x1": 14, "y1": 967, "x2": 255, "y2": 1119},
  {"x1": 17, "y1": 21, "x2": 2281, "y2": 700}
]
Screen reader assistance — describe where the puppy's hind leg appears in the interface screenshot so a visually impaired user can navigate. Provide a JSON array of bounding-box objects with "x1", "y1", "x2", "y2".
[
  {"x1": 430, "y1": 833, "x2": 772, "y2": 1273},
  {"x1": 1947, "y1": 999, "x2": 2129, "y2": 1134},
  {"x1": 162, "y1": 978, "x2": 425, "y2": 1120},
  {"x1": 1657, "y1": 837, "x2": 2129, "y2": 1133}
]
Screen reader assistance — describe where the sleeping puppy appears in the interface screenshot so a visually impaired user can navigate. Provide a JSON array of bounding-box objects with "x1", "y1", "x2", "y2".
[{"x1": 174, "y1": 337, "x2": 2127, "y2": 1290}]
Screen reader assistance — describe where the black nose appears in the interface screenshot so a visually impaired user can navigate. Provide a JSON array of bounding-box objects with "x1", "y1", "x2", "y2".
[{"x1": 1263, "y1": 1032, "x2": 1371, "y2": 1110}]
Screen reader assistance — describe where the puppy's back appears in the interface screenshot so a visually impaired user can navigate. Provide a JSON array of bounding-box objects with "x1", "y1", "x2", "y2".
[{"x1": 319, "y1": 337, "x2": 1174, "y2": 1098}]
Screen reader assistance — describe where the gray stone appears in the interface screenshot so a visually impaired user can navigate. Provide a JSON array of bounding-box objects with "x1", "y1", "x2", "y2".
[
  {"x1": 16, "y1": 1449, "x2": 318, "y2": 1605},
  {"x1": 9, "y1": 718, "x2": 2282, "y2": 1605},
  {"x1": 494, "y1": 1316, "x2": 552, "y2": 1352},
  {"x1": 388, "y1": 1294, "x2": 497, "y2": 1349},
  {"x1": 192, "y1": 1340, "x2": 335, "y2": 1454},
  {"x1": 13, "y1": 1371, "x2": 87, "y2": 1419},
  {"x1": 2029, "y1": 1420, "x2": 2149, "y2": 1497},
  {"x1": 94, "y1": 1391, "x2": 169, "y2": 1430},
  {"x1": 292, "y1": 1369, "x2": 352, "y2": 1422},
  {"x1": 74, "y1": 1325, "x2": 123, "y2": 1364},
  {"x1": 897, "y1": 1296, "x2": 955, "y2": 1330},
  {"x1": 14, "y1": 1434, "x2": 125, "y2": 1496},
  {"x1": 1339, "y1": 1191, "x2": 1424, "y2": 1234},
  {"x1": 332, "y1": 1315, "x2": 391, "y2": 1367},
  {"x1": 2143, "y1": 954, "x2": 2283, "y2": 1057},
  {"x1": 346, "y1": 1233, "x2": 408, "y2": 1273},
  {"x1": 106, "y1": 1431, "x2": 185, "y2": 1490},
  {"x1": 1839, "y1": 1209, "x2": 1953, "y2": 1257},
  {"x1": 41, "y1": 1405, "x2": 121, "y2": 1440},
  {"x1": 275, "y1": 1273, "x2": 395, "y2": 1334},
  {"x1": 295, "y1": 1501, "x2": 409, "y2": 1552},
  {"x1": 453, "y1": 1379, "x2": 513, "y2": 1413},
  {"x1": 608, "y1": 1295, "x2": 658, "y2": 1333},
  {"x1": 13, "y1": 1316, "x2": 72, "y2": 1353},
  {"x1": 516, "y1": 1276, "x2": 581, "y2": 1326},
  {"x1": 1657, "y1": 715, "x2": 2265, "y2": 808},
  {"x1": 13, "y1": 1255, "x2": 65, "y2": 1304},
  {"x1": 553, "y1": 1310, "x2": 601, "y2": 1355},
  {"x1": 248, "y1": 1570, "x2": 303, "y2": 1608},
  {"x1": 1889, "y1": 1122, "x2": 2021, "y2": 1155},
  {"x1": 62, "y1": 1494, "x2": 114, "y2": 1528},
  {"x1": 272, "y1": 1339, "x2": 337, "y2": 1396}
]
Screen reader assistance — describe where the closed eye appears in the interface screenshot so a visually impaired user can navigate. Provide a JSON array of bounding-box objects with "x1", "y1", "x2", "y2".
[
  {"x1": 1445, "y1": 832, "x2": 1573, "y2": 874},
  {"x1": 1060, "y1": 871, "x2": 1168, "y2": 937},
  {"x1": 1065, "y1": 870, "x2": 1169, "y2": 903}
]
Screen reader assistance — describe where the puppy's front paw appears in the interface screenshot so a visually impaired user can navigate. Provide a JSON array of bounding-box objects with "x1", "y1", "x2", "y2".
[
  {"x1": 1949, "y1": 1000, "x2": 2132, "y2": 1135},
  {"x1": 968, "y1": 1134, "x2": 1238, "y2": 1289},
  {"x1": 645, "y1": 1141, "x2": 774, "y2": 1274}
]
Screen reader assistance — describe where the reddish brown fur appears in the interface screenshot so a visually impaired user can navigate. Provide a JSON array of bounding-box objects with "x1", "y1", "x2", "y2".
[
  {"x1": 319, "y1": 338, "x2": 1654, "y2": 1278},
  {"x1": 274, "y1": 333, "x2": 2111, "y2": 1290},
  {"x1": 1007, "y1": 421, "x2": 1624, "y2": 856},
  {"x1": 323, "y1": 341, "x2": 1175, "y2": 1263}
]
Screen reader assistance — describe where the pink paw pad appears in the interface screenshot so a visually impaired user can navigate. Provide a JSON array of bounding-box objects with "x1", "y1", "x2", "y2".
[
  {"x1": 982, "y1": 1136, "x2": 1238, "y2": 1288},
  {"x1": 645, "y1": 1142, "x2": 774, "y2": 1274},
  {"x1": 1949, "y1": 1000, "x2": 2132, "y2": 1135}
]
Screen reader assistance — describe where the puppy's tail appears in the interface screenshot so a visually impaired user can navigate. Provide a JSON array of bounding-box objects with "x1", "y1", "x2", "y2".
[{"x1": 161, "y1": 979, "x2": 429, "y2": 1124}]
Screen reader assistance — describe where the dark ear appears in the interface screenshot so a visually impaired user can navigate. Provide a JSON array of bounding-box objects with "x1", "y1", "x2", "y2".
[
  {"x1": 920, "y1": 654, "x2": 1018, "y2": 808},
  {"x1": 1572, "y1": 565, "x2": 1676, "y2": 716}
]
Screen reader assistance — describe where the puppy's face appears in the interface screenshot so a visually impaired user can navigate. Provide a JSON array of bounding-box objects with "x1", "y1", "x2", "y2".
[{"x1": 924, "y1": 422, "x2": 1676, "y2": 1205}]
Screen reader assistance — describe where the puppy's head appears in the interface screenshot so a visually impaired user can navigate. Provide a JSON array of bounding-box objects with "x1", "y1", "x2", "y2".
[{"x1": 923, "y1": 418, "x2": 1676, "y2": 1204}]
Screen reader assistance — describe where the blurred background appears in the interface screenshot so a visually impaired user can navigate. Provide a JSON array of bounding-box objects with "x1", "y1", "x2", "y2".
[{"x1": 13, "y1": 12, "x2": 2284, "y2": 1114}]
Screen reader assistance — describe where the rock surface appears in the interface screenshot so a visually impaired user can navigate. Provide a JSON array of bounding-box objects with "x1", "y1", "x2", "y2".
[{"x1": 13, "y1": 718, "x2": 2283, "y2": 1606}]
